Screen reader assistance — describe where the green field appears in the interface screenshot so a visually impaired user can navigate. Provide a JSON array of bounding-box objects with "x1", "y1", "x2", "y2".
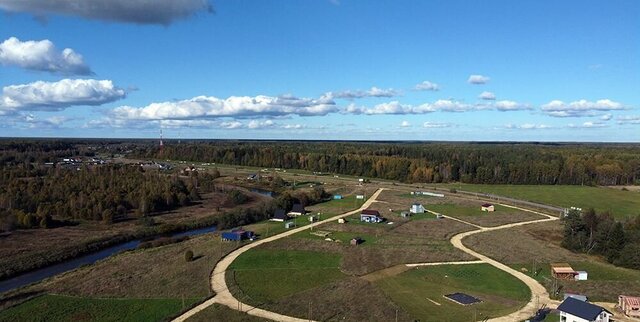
[
  {"x1": 227, "y1": 249, "x2": 346, "y2": 304},
  {"x1": 376, "y1": 264, "x2": 530, "y2": 322},
  {"x1": 438, "y1": 184, "x2": 640, "y2": 218},
  {"x1": 296, "y1": 229, "x2": 380, "y2": 245},
  {"x1": 307, "y1": 195, "x2": 366, "y2": 216},
  {"x1": 0, "y1": 294, "x2": 198, "y2": 322},
  {"x1": 426, "y1": 203, "x2": 517, "y2": 217}
]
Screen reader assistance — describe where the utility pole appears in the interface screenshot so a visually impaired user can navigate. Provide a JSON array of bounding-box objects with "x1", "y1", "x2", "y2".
[{"x1": 308, "y1": 301, "x2": 312, "y2": 322}]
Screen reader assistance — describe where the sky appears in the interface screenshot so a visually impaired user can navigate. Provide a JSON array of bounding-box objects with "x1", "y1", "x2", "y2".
[{"x1": 0, "y1": 0, "x2": 638, "y2": 141}]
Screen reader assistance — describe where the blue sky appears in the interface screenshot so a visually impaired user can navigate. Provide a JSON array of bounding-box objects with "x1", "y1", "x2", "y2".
[{"x1": 0, "y1": 0, "x2": 638, "y2": 141}]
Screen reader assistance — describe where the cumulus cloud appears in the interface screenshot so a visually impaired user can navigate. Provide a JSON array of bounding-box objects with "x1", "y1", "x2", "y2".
[
  {"x1": 109, "y1": 94, "x2": 337, "y2": 121},
  {"x1": 344, "y1": 99, "x2": 529, "y2": 115},
  {"x1": 541, "y1": 99, "x2": 625, "y2": 117},
  {"x1": 400, "y1": 120, "x2": 411, "y2": 127},
  {"x1": 423, "y1": 122, "x2": 452, "y2": 128},
  {"x1": 247, "y1": 120, "x2": 275, "y2": 129},
  {"x1": 568, "y1": 121, "x2": 608, "y2": 128},
  {"x1": 0, "y1": 0, "x2": 212, "y2": 25},
  {"x1": 600, "y1": 114, "x2": 612, "y2": 121},
  {"x1": 0, "y1": 79, "x2": 126, "y2": 114},
  {"x1": 220, "y1": 121, "x2": 243, "y2": 129},
  {"x1": 0, "y1": 37, "x2": 92, "y2": 75},
  {"x1": 478, "y1": 91, "x2": 496, "y2": 100},
  {"x1": 327, "y1": 86, "x2": 399, "y2": 99},
  {"x1": 505, "y1": 123, "x2": 551, "y2": 130},
  {"x1": 468, "y1": 74, "x2": 490, "y2": 84},
  {"x1": 414, "y1": 81, "x2": 439, "y2": 91}
]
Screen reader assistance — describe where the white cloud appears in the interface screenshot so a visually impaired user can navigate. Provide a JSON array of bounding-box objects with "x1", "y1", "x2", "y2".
[
  {"x1": 328, "y1": 86, "x2": 399, "y2": 99},
  {"x1": 110, "y1": 94, "x2": 337, "y2": 121},
  {"x1": 282, "y1": 124, "x2": 303, "y2": 129},
  {"x1": 0, "y1": 79, "x2": 126, "y2": 114},
  {"x1": 505, "y1": 123, "x2": 551, "y2": 130},
  {"x1": 400, "y1": 121, "x2": 410, "y2": 127},
  {"x1": 220, "y1": 121, "x2": 243, "y2": 129},
  {"x1": 247, "y1": 120, "x2": 275, "y2": 129},
  {"x1": 414, "y1": 81, "x2": 439, "y2": 91},
  {"x1": 568, "y1": 121, "x2": 608, "y2": 128},
  {"x1": 617, "y1": 115, "x2": 640, "y2": 125},
  {"x1": 478, "y1": 91, "x2": 496, "y2": 100},
  {"x1": 0, "y1": 0, "x2": 212, "y2": 25},
  {"x1": 468, "y1": 74, "x2": 490, "y2": 84},
  {"x1": 494, "y1": 100, "x2": 530, "y2": 111},
  {"x1": 600, "y1": 113, "x2": 612, "y2": 121},
  {"x1": 423, "y1": 122, "x2": 452, "y2": 128},
  {"x1": 541, "y1": 99, "x2": 625, "y2": 117},
  {"x1": 0, "y1": 37, "x2": 91, "y2": 75},
  {"x1": 343, "y1": 99, "x2": 530, "y2": 115}
]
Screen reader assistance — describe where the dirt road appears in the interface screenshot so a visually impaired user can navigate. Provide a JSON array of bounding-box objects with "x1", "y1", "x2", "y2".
[{"x1": 172, "y1": 188, "x2": 386, "y2": 322}]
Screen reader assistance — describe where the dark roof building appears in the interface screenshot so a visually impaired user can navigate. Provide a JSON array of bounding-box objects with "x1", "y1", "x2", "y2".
[
  {"x1": 361, "y1": 209, "x2": 380, "y2": 216},
  {"x1": 557, "y1": 297, "x2": 612, "y2": 322},
  {"x1": 271, "y1": 209, "x2": 289, "y2": 222}
]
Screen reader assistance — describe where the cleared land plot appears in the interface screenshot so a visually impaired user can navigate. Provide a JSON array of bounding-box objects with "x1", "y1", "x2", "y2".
[
  {"x1": 426, "y1": 201, "x2": 543, "y2": 227},
  {"x1": 435, "y1": 184, "x2": 640, "y2": 219},
  {"x1": 0, "y1": 294, "x2": 198, "y2": 322},
  {"x1": 306, "y1": 194, "x2": 366, "y2": 216},
  {"x1": 375, "y1": 264, "x2": 530, "y2": 322},
  {"x1": 465, "y1": 221, "x2": 640, "y2": 302},
  {"x1": 227, "y1": 249, "x2": 346, "y2": 305}
]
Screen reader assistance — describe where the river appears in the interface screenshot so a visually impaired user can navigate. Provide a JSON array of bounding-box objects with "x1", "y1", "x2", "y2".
[{"x1": 0, "y1": 225, "x2": 217, "y2": 294}]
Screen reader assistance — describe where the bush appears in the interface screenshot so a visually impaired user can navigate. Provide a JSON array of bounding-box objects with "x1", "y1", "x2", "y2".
[
  {"x1": 450, "y1": 188, "x2": 457, "y2": 193},
  {"x1": 184, "y1": 250, "x2": 194, "y2": 262}
]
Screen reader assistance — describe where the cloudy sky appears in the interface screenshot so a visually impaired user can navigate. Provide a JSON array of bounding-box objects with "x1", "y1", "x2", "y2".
[{"x1": 0, "y1": 0, "x2": 638, "y2": 141}]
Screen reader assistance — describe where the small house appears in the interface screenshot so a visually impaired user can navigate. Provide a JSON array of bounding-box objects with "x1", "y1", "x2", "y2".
[
  {"x1": 551, "y1": 263, "x2": 578, "y2": 280},
  {"x1": 356, "y1": 195, "x2": 365, "y2": 200},
  {"x1": 360, "y1": 209, "x2": 383, "y2": 223},
  {"x1": 350, "y1": 237, "x2": 363, "y2": 246},
  {"x1": 308, "y1": 215, "x2": 319, "y2": 222},
  {"x1": 619, "y1": 295, "x2": 640, "y2": 318},
  {"x1": 288, "y1": 204, "x2": 306, "y2": 217},
  {"x1": 337, "y1": 218, "x2": 346, "y2": 224},
  {"x1": 284, "y1": 221, "x2": 295, "y2": 229},
  {"x1": 221, "y1": 229, "x2": 254, "y2": 241},
  {"x1": 270, "y1": 209, "x2": 289, "y2": 222},
  {"x1": 557, "y1": 297, "x2": 612, "y2": 322},
  {"x1": 333, "y1": 195, "x2": 343, "y2": 200},
  {"x1": 400, "y1": 211, "x2": 411, "y2": 218},
  {"x1": 481, "y1": 203, "x2": 495, "y2": 212},
  {"x1": 575, "y1": 271, "x2": 588, "y2": 281},
  {"x1": 410, "y1": 203, "x2": 425, "y2": 214}
]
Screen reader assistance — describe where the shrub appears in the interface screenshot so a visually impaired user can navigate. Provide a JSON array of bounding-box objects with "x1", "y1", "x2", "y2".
[{"x1": 185, "y1": 250, "x2": 194, "y2": 262}]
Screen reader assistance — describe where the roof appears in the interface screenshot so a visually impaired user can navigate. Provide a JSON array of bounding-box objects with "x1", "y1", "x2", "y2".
[
  {"x1": 481, "y1": 203, "x2": 493, "y2": 207},
  {"x1": 412, "y1": 203, "x2": 423, "y2": 206},
  {"x1": 553, "y1": 267, "x2": 577, "y2": 274},
  {"x1": 290, "y1": 204, "x2": 306, "y2": 213},
  {"x1": 557, "y1": 297, "x2": 611, "y2": 320},
  {"x1": 273, "y1": 209, "x2": 288, "y2": 219},
  {"x1": 621, "y1": 295, "x2": 640, "y2": 307},
  {"x1": 361, "y1": 209, "x2": 380, "y2": 216}
]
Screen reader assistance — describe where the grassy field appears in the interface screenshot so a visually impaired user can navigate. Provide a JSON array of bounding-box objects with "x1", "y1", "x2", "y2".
[
  {"x1": 427, "y1": 203, "x2": 517, "y2": 217},
  {"x1": 186, "y1": 303, "x2": 270, "y2": 322},
  {"x1": 227, "y1": 249, "x2": 346, "y2": 304},
  {"x1": 0, "y1": 294, "x2": 198, "y2": 322},
  {"x1": 436, "y1": 184, "x2": 640, "y2": 218},
  {"x1": 306, "y1": 195, "x2": 366, "y2": 216},
  {"x1": 376, "y1": 264, "x2": 530, "y2": 322}
]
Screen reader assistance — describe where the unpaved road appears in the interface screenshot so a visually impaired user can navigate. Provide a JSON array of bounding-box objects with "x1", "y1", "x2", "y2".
[
  {"x1": 172, "y1": 188, "x2": 385, "y2": 322},
  {"x1": 172, "y1": 192, "x2": 564, "y2": 322}
]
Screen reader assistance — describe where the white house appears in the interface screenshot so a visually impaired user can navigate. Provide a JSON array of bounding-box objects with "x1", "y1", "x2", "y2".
[
  {"x1": 410, "y1": 203, "x2": 425, "y2": 214},
  {"x1": 575, "y1": 271, "x2": 588, "y2": 281},
  {"x1": 481, "y1": 203, "x2": 495, "y2": 212},
  {"x1": 557, "y1": 297, "x2": 612, "y2": 322}
]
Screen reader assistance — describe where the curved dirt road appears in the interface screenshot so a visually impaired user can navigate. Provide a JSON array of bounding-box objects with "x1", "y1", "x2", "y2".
[
  {"x1": 172, "y1": 188, "x2": 386, "y2": 322},
  {"x1": 446, "y1": 204, "x2": 559, "y2": 322}
]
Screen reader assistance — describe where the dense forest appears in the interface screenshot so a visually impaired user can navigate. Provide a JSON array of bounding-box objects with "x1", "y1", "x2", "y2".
[
  {"x1": 0, "y1": 164, "x2": 199, "y2": 231},
  {"x1": 136, "y1": 141, "x2": 640, "y2": 185},
  {"x1": 562, "y1": 209, "x2": 640, "y2": 269}
]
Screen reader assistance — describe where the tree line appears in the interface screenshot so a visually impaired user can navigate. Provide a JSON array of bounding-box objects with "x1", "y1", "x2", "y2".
[
  {"x1": 134, "y1": 141, "x2": 640, "y2": 186},
  {"x1": 0, "y1": 164, "x2": 199, "y2": 231},
  {"x1": 562, "y1": 209, "x2": 640, "y2": 269}
]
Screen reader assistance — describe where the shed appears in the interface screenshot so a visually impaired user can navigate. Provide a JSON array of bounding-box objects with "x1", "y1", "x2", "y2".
[
  {"x1": 284, "y1": 221, "x2": 295, "y2": 229},
  {"x1": 575, "y1": 271, "x2": 588, "y2": 281},
  {"x1": 221, "y1": 229, "x2": 254, "y2": 241},
  {"x1": 350, "y1": 237, "x2": 363, "y2": 246},
  {"x1": 333, "y1": 195, "x2": 343, "y2": 200},
  {"x1": 481, "y1": 203, "x2": 495, "y2": 212},
  {"x1": 288, "y1": 204, "x2": 306, "y2": 216},
  {"x1": 557, "y1": 297, "x2": 612, "y2": 322},
  {"x1": 410, "y1": 203, "x2": 425, "y2": 214},
  {"x1": 551, "y1": 263, "x2": 578, "y2": 280},
  {"x1": 564, "y1": 292, "x2": 588, "y2": 302},
  {"x1": 400, "y1": 211, "x2": 411, "y2": 218},
  {"x1": 356, "y1": 195, "x2": 365, "y2": 200},
  {"x1": 619, "y1": 295, "x2": 640, "y2": 318},
  {"x1": 337, "y1": 218, "x2": 346, "y2": 224},
  {"x1": 271, "y1": 209, "x2": 289, "y2": 222}
]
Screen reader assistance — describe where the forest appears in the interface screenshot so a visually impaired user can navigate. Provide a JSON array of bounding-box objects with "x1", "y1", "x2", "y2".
[
  {"x1": 0, "y1": 164, "x2": 199, "y2": 231},
  {"x1": 562, "y1": 208, "x2": 640, "y2": 269},
  {"x1": 136, "y1": 141, "x2": 640, "y2": 185}
]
